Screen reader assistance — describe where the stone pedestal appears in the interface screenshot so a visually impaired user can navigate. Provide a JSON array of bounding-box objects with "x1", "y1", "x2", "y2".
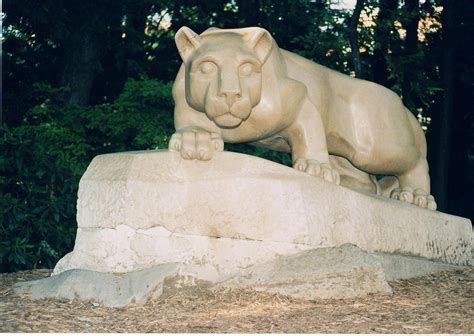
[
  {"x1": 54, "y1": 150, "x2": 471, "y2": 281},
  {"x1": 16, "y1": 150, "x2": 472, "y2": 306}
]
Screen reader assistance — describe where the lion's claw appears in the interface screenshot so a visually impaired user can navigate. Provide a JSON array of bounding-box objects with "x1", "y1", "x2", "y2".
[
  {"x1": 390, "y1": 187, "x2": 437, "y2": 210},
  {"x1": 169, "y1": 129, "x2": 223, "y2": 160},
  {"x1": 293, "y1": 158, "x2": 340, "y2": 185}
]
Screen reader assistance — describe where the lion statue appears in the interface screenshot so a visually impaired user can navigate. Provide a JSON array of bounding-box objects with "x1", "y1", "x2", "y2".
[{"x1": 168, "y1": 26, "x2": 436, "y2": 210}]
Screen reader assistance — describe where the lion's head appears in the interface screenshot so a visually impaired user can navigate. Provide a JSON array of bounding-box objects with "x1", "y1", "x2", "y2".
[{"x1": 175, "y1": 26, "x2": 274, "y2": 128}]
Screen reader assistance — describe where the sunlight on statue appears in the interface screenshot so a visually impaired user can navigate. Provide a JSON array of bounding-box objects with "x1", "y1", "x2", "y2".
[{"x1": 169, "y1": 26, "x2": 436, "y2": 210}]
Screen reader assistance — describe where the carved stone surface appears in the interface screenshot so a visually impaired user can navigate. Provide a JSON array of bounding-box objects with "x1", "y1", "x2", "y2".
[
  {"x1": 53, "y1": 150, "x2": 471, "y2": 282},
  {"x1": 168, "y1": 26, "x2": 436, "y2": 210}
]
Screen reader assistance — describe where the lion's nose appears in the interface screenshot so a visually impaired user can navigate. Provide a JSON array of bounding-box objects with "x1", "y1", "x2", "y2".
[{"x1": 219, "y1": 91, "x2": 241, "y2": 108}]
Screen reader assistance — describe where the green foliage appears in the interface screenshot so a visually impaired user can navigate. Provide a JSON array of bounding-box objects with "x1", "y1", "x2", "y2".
[
  {"x1": 226, "y1": 143, "x2": 293, "y2": 167},
  {"x1": 291, "y1": 5, "x2": 352, "y2": 74},
  {"x1": 77, "y1": 78, "x2": 174, "y2": 154},
  {"x1": 0, "y1": 122, "x2": 85, "y2": 271},
  {"x1": 0, "y1": 79, "x2": 174, "y2": 272}
]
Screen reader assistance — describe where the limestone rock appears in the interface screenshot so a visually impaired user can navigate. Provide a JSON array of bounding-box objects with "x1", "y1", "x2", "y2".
[
  {"x1": 32, "y1": 149, "x2": 472, "y2": 307},
  {"x1": 171, "y1": 26, "x2": 436, "y2": 211},
  {"x1": 14, "y1": 263, "x2": 179, "y2": 307},
  {"x1": 15, "y1": 245, "x2": 469, "y2": 307},
  {"x1": 371, "y1": 252, "x2": 466, "y2": 281},
  {"x1": 219, "y1": 244, "x2": 393, "y2": 300},
  {"x1": 53, "y1": 150, "x2": 472, "y2": 281},
  {"x1": 217, "y1": 244, "x2": 468, "y2": 300}
]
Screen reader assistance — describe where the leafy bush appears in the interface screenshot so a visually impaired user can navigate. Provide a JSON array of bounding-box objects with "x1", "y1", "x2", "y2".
[
  {"x1": 226, "y1": 143, "x2": 292, "y2": 167},
  {"x1": 0, "y1": 78, "x2": 174, "y2": 272}
]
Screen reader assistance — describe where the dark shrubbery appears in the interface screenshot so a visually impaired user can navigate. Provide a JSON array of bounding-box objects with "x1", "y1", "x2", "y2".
[{"x1": 0, "y1": 79, "x2": 174, "y2": 272}]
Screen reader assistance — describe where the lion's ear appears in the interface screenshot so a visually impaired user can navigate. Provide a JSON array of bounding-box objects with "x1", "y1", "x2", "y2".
[
  {"x1": 175, "y1": 26, "x2": 201, "y2": 63},
  {"x1": 244, "y1": 28, "x2": 273, "y2": 64}
]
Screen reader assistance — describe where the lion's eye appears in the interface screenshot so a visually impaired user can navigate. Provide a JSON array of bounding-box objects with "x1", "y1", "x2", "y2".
[
  {"x1": 239, "y1": 63, "x2": 254, "y2": 76},
  {"x1": 199, "y1": 61, "x2": 217, "y2": 74}
]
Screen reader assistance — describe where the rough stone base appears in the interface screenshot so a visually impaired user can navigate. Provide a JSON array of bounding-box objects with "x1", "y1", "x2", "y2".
[
  {"x1": 219, "y1": 244, "x2": 467, "y2": 299},
  {"x1": 14, "y1": 263, "x2": 179, "y2": 307},
  {"x1": 15, "y1": 244, "x2": 469, "y2": 307},
  {"x1": 19, "y1": 150, "x2": 471, "y2": 307},
  {"x1": 53, "y1": 150, "x2": 472, "y2": 281},
  {"x1": 220, "y1": 244, "x2": 393, "y2": 299},
  {"x1": 372, "y1": 252, "x2": 467, "y2": 281}
]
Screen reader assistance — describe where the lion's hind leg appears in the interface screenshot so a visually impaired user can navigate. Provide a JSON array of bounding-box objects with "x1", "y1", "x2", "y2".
[
  {"x1": 390, "y1": 156, "x2": 437, "y2": 210},
  {"x1": 329, "y1": 156, "x2": 379, "y2": 194},
  {"x1": 388, "y1": 110, "x2": 437, "y2": 210}
]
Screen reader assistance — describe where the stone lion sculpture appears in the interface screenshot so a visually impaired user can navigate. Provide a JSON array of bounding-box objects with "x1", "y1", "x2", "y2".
[{"x1": 168, "y1": 26, "x2": 436, "y2": 210}]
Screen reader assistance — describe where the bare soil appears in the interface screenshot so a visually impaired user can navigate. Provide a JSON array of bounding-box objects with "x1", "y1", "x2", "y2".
[{"x1": 0, "y1": 268, "x2": 473, "y2": 333}]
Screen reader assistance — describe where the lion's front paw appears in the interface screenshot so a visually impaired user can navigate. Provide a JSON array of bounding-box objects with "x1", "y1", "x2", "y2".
[
  {"x1": 169, "y1": 129, "x2": 224, "y2": 160},
  {"x1": 293, "y1": 158, "x2": 340, "y2": 185},
  {"x1": 390, "y1": 187, "x2": 437, "y2": 210}
]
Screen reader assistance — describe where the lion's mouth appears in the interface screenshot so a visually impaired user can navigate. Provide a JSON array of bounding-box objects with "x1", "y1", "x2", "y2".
[{"x1": 213, "y1": 113, "x2": 243, "y2": 128}]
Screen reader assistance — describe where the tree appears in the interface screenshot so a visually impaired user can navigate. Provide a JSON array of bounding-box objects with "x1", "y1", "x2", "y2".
[
  {"x1": 429, "y1": 0, "x2": 474, "y2": 219},
  {"x1": 431, "y1": 0, "x2": 453, "y2": 211},
  {"x1": 348, "y1": 0, "x2": 365, "y2": 78},
  {"x1": 401, "y1": 0, "x2": 421, "y2": 110},
  {"x1": 3, "y1": 0, "x2": 173, "y2": 111},
  {"x1": 371, "y1": 0, "x2": 398, "y2": 87}
]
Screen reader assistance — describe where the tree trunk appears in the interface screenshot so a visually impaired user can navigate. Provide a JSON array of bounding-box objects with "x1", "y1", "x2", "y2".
[
  {"x1": 348, "y1": 0, "x2": 365, "y2": 78},
  {"x1": 57, "y1": 1, "x2": 118, "y2": 107},
  {"x1": 371, "y1": 0, "x2": 398, "y2": 86},
  {"x1": 433, "y1": 0, "x2": 454, "y2": 211},
  {"x1": 60, "y1": 28, "x2": 102, "y2": 106},
  {"x1": 0, "y1": 48, "x2": 2, "y2": 124},
  {"x1": 401, "y1": 0, "x2": 420, "y2": 109}
]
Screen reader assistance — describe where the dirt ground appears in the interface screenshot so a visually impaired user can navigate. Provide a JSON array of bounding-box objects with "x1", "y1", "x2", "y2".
[{"x1": 0, "y1": 268, "x2": 473, "y2": 333}]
